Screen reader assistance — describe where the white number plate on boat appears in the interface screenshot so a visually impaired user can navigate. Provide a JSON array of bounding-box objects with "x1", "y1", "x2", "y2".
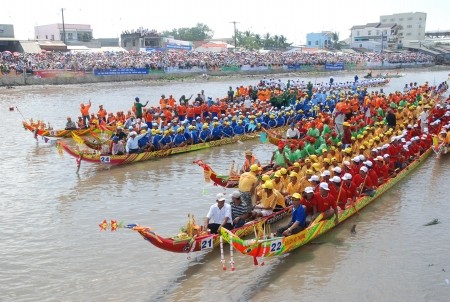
[
  {"x1": 201, "y1": 237, "x2": 213, "y2": 250},
  {"x1": 100, "y1": 156, "x2": 111, "y2": 163},
  {"x1": 269, "y1": 239, "x2": 283, "y2": 253}
]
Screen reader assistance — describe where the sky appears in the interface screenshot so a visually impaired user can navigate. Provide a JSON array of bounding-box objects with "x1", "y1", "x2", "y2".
[{"x1": 1, "y1": 0, "x2": 449, "y2": 44}]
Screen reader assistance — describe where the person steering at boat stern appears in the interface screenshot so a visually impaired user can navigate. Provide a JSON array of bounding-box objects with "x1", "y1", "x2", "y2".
[
  {"x1": 277, "y1": 193, "x2": 306, "y2": 237},
  {"x1": 205, "y1": 193, "x2": 233, "y2": 234}
]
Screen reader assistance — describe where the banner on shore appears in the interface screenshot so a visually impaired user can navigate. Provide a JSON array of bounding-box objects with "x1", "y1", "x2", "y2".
[
  {"x1": 324, "y1": 63, "x2": 345, "y2": 70},
  {"x1": 221, "y1": 66, "x2": 240, "y2": 72},
  {"x1": 34, "y1": 69, "x2": 86, "y2": 78},
  {"x1": 93, "y1": 68, "x2": 150, "y2": 76},
  {"x1": 241, "y1": 65, "x2": 269, "y2": 71}
]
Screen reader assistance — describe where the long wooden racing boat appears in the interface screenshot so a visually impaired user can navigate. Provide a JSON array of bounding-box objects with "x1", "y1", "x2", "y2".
[
  {"x1": 127, "y1": 206, "x2": 291, "y2": 253},
  {"x1": 221, "y1": 147, "x2": 432, "y2": 260},
  {"x1": 262, "y1": 127, "x2": 300, "y2": 146},
  {"x1": 23, "y1": 121, "x2": 115, "y2": 138},
  {"x1": 194, "y1": 159, "x2": 240, "y2": 187},
  {"x1": 57, "y1": 130, "x2": 274, "y2": 165}
]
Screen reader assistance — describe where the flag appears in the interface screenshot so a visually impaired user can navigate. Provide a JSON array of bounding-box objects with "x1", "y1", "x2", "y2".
[
  {"x1": 111, "y1": 220, "x2": 118, "y2": 231},
  {"x1": 71, "y1": 132, "x2": 85, "y2": 145},
  {"x1": 99, "y1": 219, "x2": 108, "y2": 231}
]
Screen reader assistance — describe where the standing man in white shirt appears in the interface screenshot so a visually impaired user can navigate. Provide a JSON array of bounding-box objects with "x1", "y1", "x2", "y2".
[
  {"x1": 205, "y1": 193, "x2": 233, "y2": 234},
  {"x1": 419, "y1": 105, "x2": 430, "y2": 131}
]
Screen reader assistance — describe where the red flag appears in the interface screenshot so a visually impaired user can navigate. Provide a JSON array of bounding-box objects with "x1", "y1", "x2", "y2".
[
  {"x1": 99, "y1": 219, "x2": 108, "y2": 231},
  {"x1": 111, "y1": 220, "x2": 117, "y2": 231}
]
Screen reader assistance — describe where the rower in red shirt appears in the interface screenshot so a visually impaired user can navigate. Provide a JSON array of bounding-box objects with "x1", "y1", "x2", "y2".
[
  {"x1": 387, "y1": 137, "x2": 402, "y2": 169},
  {"x1": 341, "y1": 173, "x2": 357, "y2": 207},
  {"x1": 312, "y1": 182, "x2": 339, "y2": 224},
  {"x1": 364, "y1": 161, "x2": 379, "y2": 188},
  {"x1": 300, "y1": 186, "x2": 316, "y2": 225},
  {"x1": 374, "y1": 156, "x2": 389, "y2": 184},
  {"x1": 352, "y1": 166, "x2": 375, "y2": 196},
  {"x1": 330, "y1": 176, "x2": 348, "y2": 210}
]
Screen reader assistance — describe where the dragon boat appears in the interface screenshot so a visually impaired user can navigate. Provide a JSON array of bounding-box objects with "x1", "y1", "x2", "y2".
[
  {"x1": 221, "y1": 147, "x2": 432, "y2": 260},
  {"x1": 122, "y1": 207, "x2": 291, "y2": 254},
  {"x1": 57, "y1": 129, "x2": 279, "y2": 165},
  {"x1": 23, "y1": 121, "x2": 115, "y2": 138}
]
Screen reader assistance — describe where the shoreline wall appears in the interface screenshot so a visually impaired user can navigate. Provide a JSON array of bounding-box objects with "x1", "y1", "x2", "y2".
[{"x1": 0, "y1": 62, "x2": 438, "y2": 87}]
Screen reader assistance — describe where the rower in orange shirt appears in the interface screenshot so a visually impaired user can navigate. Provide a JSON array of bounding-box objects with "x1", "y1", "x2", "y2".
[
  {"x1": 168, "y1": 95, "x2": 176, "y2": 108},
  {"x1": 159, "y1": 94, "x2": 167, "y2": 109},
  {"x1": 97, "y1": 105, "x2": 107, "y2": 122}
]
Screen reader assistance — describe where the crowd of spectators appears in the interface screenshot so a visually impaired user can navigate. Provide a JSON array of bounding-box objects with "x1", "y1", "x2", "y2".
[{"x1": 0, "y1": 49, "x2": 435, "y2": 74}]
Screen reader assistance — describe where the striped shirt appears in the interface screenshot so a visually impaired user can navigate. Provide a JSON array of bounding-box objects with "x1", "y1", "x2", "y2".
[{"x1": 231, "y1": 201, "x2": 251, "y2": 220}]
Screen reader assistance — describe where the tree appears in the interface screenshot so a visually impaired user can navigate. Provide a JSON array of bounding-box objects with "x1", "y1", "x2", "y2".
[
  {"x1": 162, "y1": 23, "x2": 214, "y2": 41},
  {"x1": 331, "y1": 32, "x2": 341, "y2": 50}
]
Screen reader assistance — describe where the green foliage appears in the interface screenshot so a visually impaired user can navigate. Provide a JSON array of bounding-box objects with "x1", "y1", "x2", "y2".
[
  {"x1": 162, "y1": 23, "x2": 214, "y2": 41},
  {"x1": 233, "y1": 30, "x2": 291, "y2": 50}
]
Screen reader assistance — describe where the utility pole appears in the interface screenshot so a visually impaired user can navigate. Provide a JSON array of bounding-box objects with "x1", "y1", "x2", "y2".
[
  {"x1": 230, "y1": 21, "x2": 239, "y2": 48},
  {"x1": 61, "y1": 8, "x2": 66, "y2": 44}
]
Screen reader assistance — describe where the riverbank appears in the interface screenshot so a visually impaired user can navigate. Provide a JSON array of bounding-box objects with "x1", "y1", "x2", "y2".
[{"x1": 1, "y1": 63, "x2": 447, "y2": 87}]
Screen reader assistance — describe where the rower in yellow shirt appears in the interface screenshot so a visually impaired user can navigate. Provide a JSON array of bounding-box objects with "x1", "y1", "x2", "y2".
[{"x1": 252, "y1": 181, "x2": 285, "y2": 218}]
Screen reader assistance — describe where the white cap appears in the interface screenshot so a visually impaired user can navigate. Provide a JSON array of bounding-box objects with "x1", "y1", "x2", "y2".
[
  {"x1": 359, "y1": 155, "x2": 365, "y2": 161},
  {"x1": 343, "y1": 160, "x2": 351, "y2": 167},
  {"x1": 216, "y1": 193, "x2": 226, "y2": 201},
  {"x1": 130, "y1": 131, "x2": 137, "y2": 136},
  {"x1": 360, "y1": 166, "x2": 368, "y2": 173},
  {"x1": 364, "y1": 160, "x2": 373, "y2": 167},
  {"x1": 372, "y1": 148, "x2": 378, "y2": 153},
  {"x1": 333, "y1": 167, "x2": 342, "y2": 173},
  {"x1": 231, "y1": 191, "x2": 241, "y2": 198},
  {"x1": 342, "y1": 173, "x2": 353, "y2": 180},
  {"x1": 319, "y1": 182, "x2": 330, "y2": 191},
  {"x1": 309, "y1": 175, "x2": 320, "y2": 182},
  {"x1": 383, "y1": 154, "x2": 390, "y2": 159},
  {"x1": 382, "y1": 144, "x2": 389, "y2": 149},
  {"x1": 352, "y1": 157, "x2": 360, "y2": 163},
  {"x1": 331, "y1": 176, "x2": 341, "y2": 183},
  {"x1": 304, "y1": 187, "x2": 314, "y2": 194},
  {"x1": 391, "y1": 137, "x2": 397, "y2": 142},
  {"x1": 321, "y1": 170, "x2": 331, "y2": 177}
]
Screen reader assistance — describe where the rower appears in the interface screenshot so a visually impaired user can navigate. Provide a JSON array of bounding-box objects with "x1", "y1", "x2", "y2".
[
  {"x1": 205, "y1": 193, "x2": 233, "y2": 234},
  {"x1": 252, "y1": 181, "x2": 285, "y2": 218},
  {"x1": 276, "y1": 193, "x2": 306, "y2": 237},
  {"x1": 312, "y1": 182, "x2": 339, "y2": 224},
  {"x1": 353, "y1": 166, "x2": 375, "y2": 196},
  {"x1": 300, "y1": 187, "x2": 316, "y2": 225},
  {"x1": 341, "y1": 173, "x2": 357, "y2": 208}
]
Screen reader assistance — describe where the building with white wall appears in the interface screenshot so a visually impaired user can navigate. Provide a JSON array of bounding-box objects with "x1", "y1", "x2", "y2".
[
  {"x1": 350, "y1": 23, "x2": 398, "y2": 52},
  {"x1": 34, "y1": 24, "x2": 93, "y2": 43},
  {"x1": 379, "y1": 12, "x2": 426, "y2": 46}
]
